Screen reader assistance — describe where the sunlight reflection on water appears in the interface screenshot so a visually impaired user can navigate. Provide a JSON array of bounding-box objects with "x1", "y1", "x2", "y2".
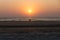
[{"x1": 0, "y1": 18, "x2": 60, "y2": 21}]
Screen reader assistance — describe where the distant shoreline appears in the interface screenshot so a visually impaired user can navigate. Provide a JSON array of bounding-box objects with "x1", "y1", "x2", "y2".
[{"x1": 0, "y1": 17, "x2": 60, "y2": 21}]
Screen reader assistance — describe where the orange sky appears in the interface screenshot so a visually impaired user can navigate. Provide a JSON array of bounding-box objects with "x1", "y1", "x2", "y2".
[{"x1": 0, "y1": 0, "x2": 60, "y2": 17}]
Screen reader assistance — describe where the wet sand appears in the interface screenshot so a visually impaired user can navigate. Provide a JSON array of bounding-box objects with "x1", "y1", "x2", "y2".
[
  {"x1": 0, "y1": 21, "x2": 60, "y2": 40},
  {"x1": 0, "y1": 21, "x2": 60, "y2": 27},
  {"x1": 0, "y1": 21, "x2": 60, "y2": 32}
]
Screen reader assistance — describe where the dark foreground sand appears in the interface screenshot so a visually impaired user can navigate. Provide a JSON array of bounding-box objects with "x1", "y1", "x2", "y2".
[
  {"x1": 0, "y1": 27, "x2": 60, "y2": 40},
  {"x1": 0, "y1": 21, "x2": 60, "y2": 32},
  {"x1": 0, "y1": 21, "x2": 60, "y2": 40},
  {"x1": 0, "y1": 21, "x2": 60, "y2": 27}
]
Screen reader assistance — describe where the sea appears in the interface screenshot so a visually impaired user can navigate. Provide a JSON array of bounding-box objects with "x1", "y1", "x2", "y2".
[{"x1": 0, "y1": 17, "x2": 60, "y2": 21}]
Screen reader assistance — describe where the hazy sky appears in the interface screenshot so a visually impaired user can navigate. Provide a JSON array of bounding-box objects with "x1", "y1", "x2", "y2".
[{"x1": 0, "y1": 0, "x2": 60, "y2": 17}]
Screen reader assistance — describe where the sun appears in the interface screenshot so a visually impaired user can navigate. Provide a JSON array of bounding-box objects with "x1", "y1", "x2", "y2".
[{"x1": 28, "y1": 9, "x2": 32, "y2": 13}]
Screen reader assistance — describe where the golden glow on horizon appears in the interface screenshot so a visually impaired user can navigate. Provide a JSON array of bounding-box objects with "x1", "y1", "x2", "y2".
[
  {"x1": 28, "y1": 9, "x2": 32, "y2": 14},
  {"x1": 0, "y1": 0, "x2": 60, "y2": 17},
  {"x1": 19, "y1": 3, "x2": 37, "y2": 16},
  {"x1": 11, "y1": 0, "x2": 60, "y2": 17}
]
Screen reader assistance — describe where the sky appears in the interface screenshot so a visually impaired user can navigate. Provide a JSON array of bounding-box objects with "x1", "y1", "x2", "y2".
[{"x1": 0, "y1": 0, "x2": 60, "y2": 18}]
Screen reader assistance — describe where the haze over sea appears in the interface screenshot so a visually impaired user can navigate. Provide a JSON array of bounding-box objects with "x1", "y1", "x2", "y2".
[{"x1": 0, "y1": 17, "x2": 60, "y2": 21}]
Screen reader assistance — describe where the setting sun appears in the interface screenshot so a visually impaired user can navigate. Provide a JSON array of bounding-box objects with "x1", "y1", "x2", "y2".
[
  {"x1": 18, "y1": 0, "x2": 45, "y2": 17},
  {"x1": 28, "y1": 9, "x2": 32, "y2": 13}
]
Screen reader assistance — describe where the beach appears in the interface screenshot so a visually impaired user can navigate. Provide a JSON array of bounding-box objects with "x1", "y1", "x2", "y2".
[{"x1": 0, "y1": 21, "x2": 60, "y2": 27}]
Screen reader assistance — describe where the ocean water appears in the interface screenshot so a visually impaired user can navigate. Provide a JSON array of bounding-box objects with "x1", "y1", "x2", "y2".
[{"x1": 0, "y1": 17, "x2": 60, "y2": 21}]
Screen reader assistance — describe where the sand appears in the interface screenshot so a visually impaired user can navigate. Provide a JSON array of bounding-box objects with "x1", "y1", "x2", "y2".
[{"x1": 0, "y1": 21, "x2": 60, "y2": 27}]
